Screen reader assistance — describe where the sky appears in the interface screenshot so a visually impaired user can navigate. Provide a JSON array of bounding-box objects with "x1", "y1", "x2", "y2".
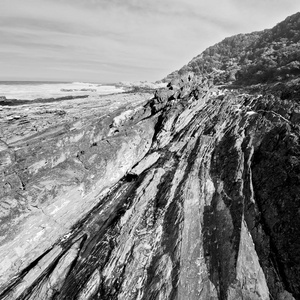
[{"x1": 0, "y1": 0, "x2": 300, "y2": 83}]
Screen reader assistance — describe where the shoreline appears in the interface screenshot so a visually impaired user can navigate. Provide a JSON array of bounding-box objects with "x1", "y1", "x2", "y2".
[{"x1": 0, "y1": 91, "x2": 154, "y2": 145}]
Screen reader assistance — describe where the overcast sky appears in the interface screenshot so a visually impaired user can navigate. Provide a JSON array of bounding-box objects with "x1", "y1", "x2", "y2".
[{"x1": 0, "y1": 0, "x2": 300, "y2": 83}]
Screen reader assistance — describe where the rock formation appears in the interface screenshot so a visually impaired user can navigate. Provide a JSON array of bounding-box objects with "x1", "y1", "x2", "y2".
[{"x1": 1, "y1": 12, "x2": 300, "y2": 300}]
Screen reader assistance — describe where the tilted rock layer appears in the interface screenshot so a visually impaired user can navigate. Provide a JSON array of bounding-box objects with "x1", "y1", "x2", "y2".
[
  {"x1": 1, "y1": 12, "x2": 300, "y2": 299},
  {"x1": 1, "y1": 75, "x2": 299, "y2": 300}
]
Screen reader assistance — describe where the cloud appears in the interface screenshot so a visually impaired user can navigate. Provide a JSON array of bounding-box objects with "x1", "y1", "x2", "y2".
[{"x1": 0, "y1": 0, "x2": 300, "y2": 82}]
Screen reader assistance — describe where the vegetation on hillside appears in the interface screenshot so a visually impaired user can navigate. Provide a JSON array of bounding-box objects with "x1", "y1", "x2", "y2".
[{"x1": 166, "y1": 12, "x2": 300, "y2": 86}]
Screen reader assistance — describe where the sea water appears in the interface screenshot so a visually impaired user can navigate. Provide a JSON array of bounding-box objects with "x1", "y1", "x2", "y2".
[{"x1": 0, "y1": 81, "x2": 126, "y2": 100}]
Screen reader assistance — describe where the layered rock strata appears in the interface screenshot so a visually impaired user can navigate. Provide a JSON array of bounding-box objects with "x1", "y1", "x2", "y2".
[{"x1": 0, "y1": 78, "x2": 299, "y2": 300}]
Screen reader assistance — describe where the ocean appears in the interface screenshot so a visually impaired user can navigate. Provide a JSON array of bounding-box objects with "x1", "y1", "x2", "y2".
[{"x1": 0, "y1": 81, "x2": 126, "y2": 100}]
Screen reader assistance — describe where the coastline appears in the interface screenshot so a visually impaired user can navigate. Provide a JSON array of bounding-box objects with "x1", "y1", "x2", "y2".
[{"x1": 0, "y1": 91, "x2": 154, "y2": 145}]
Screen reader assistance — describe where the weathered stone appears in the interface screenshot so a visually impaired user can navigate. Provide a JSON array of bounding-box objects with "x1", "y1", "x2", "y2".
[
  {"x1": 1, "y1": 17, "x2": 300, "y2": 299},
  {"x1": 0, "y1": 81, "x2": 299, "y2": 299}
]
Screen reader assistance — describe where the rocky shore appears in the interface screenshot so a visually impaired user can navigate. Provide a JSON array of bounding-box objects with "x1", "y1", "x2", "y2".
[
  {"x1": 0, "y1": 74, "x2": 299, "y2": 299},
  {"x1": 2, "y1": 11, "x2": 300, "y2": 300},
  {"x1": 0, "y1": 92, "x2": 152, "y2": 145}
]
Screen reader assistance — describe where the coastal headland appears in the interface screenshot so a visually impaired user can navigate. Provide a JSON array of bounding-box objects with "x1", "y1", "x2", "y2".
[{"x1": 1, "y1": 11, "x2": 300, "y2": 300}]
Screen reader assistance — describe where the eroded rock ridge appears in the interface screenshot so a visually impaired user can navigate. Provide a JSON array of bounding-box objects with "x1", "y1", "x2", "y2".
[
  {"x1": 1, "y1": 11, "x2": 300, "y2": 300},
  {"x1": 1, "y1": 74, "x2": 299, "y2": 300}
]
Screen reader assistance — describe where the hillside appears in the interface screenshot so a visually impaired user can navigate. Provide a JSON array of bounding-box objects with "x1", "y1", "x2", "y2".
[{"x1": 165, "y1": 12, "x2": 300, "y2": 86}]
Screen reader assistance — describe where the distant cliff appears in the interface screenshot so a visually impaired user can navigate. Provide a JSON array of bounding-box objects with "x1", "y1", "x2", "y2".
[{"x1": 1, "y1": 12, "x2": 300, "y2": 300}]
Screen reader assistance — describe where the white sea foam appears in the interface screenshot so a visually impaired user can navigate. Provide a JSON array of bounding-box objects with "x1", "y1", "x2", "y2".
[{"x1": 0, "y1": 82, "x2": 125, "y2": 100}]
